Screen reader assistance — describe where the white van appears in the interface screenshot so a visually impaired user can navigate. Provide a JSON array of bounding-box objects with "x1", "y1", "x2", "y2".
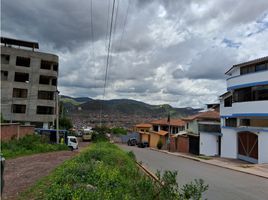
[{"x1": 67, "y1": 136, "x2": 78, "y2": 150}]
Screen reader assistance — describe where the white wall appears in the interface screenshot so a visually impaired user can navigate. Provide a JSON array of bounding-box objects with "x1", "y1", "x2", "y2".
[
  {"x1": 227, "y1": 70, "x2": 268, "y2": 89},
  {"x1": 231, "y1": 101, "x2": 268, "y2": 115},
  {"x1": 200, "y1": 132, "x2": 219, "y2": 156},
  {"x1": 258, "y1": 132, "x2": 268, "y2": 164},
  {"x1": 221, "y1": 128, "x2": 237, "y2": 159}
]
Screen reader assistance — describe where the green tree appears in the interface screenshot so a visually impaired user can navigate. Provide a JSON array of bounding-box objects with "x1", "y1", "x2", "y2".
[
  {"x1": 59, "y1": 117, "x2": 73, "y2": 130},
  {"x1": 157, "y1": 139, "x2": 163, "y2": 149},
  {"x1": 111, "y1": 127, "x2": 127, "y2": 135}
]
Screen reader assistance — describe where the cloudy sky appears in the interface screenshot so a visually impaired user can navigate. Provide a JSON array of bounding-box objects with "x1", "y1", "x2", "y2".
[{"x1": 2, "y1": 0, "x2": 268, "y2": 108}]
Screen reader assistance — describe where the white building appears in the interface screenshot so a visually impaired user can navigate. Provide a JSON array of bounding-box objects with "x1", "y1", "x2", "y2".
[{"x1": 220, "y1": 57, "x2": 268, "y2": 164}]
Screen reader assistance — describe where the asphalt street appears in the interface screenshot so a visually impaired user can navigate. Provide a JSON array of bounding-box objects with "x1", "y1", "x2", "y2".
[{"x1": 119, "y1": 144, "x2": 268, "y2": 200}]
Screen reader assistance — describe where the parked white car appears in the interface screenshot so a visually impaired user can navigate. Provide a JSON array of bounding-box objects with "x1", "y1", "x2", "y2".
[{"x1": 67, "y1": 136, "x2": 78, "y2": 150}]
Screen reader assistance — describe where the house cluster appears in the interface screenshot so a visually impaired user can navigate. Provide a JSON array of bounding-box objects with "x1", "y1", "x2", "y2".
[{"x1": 134, "y1": 56, "x2": 268, "y2": 164}]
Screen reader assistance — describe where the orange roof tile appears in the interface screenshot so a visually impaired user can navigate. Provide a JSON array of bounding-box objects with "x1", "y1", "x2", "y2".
[
  {"x1": 134, "y1": 123, "x2": 152, "y2": 128},
  {"x1": 182, "y1": 110, "x2": 220, "y2": 121},
  {"x1": 150, "y1": 119, "x2": 185, "y2": 127},
  {"x1": 157, "y1": 130, "x2": 168, "y2": 136}
]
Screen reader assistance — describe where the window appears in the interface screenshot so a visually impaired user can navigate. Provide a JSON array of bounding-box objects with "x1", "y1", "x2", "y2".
[
  {"x1": 233, "y1": 87, "x2": 252, "y2": 102},
  {"x1": 40, "y1": 60, "x2": 52, "y2": 70},
  {"x1": 70, "y1": 138, "x2": 77, "y2": 143},
  {"x1": 240, "y1": 65, "x2": 255, "y2": 75},
  {"x1": 186, "y1": 123, "x2": 189, "y2": 129},
  {"x1": 1, "y1": 54, "x2": 10, "y2": 64},
  {"x1": 255, "y1": 63, "x2": 267, "y2": 72},
  {"x1": 224, "y1": 96, "x2": 232, "y2": 107},
  {"x1": 36, "y1": 106, "x2": 54, "y2": 114},
  {"x1": 240, "y1": 62, "x2": 268, "y2": 75},
  {"x1": 38, "y1": 91, "x2": 54, "y2": 100},
  {"x1": 13, "y1": 88, "x2": 28, "y2": 98},
  {"x1": 53, "y1": 63, "x2": 58, "y2": 72},
  {"x1": 14, "y1": 72, "x2": 29, "y2": 82},
  {"x1": 240, "y1": 119, "x2": 251, "y2": 126},
  {"x1": 39, "y1": 75, "x2": 50, "y2": 85},
  {"x1": 140, "y1": 129, "x2": 144, "y2": 132},
  {"x1": 198, "y1": 124, "x2": 221, "y2": 132},
  {"x1": 12, "y1": 104, "x2": 26, "y2": 113},
  {"x1": 1, "y1": 70, "x2": 8, "y2": 81},
  {"x1": 16, "y1": 56, "x2": 30, "y2": 67},
  {"x1": 225, "y1": 118, "x2": 237, "y2": 127},
  {"x1": 153, "y1": 125, "x2": 158, "y2": 132},
  {"x1": 252, "y1": 85, "x2": 268, "y2": 101},
  {"x1": 52, "y1": 78, "x2": 57, "y2": 86}
]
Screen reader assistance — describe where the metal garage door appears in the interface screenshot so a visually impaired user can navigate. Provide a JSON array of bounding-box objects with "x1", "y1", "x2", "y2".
[{"x1": 238, "y1": 131, "x2": 258, "y2": 163}]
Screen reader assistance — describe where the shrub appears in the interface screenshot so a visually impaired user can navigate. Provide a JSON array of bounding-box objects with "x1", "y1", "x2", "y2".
[
  {"x1": 20, "y1": 142, "x2": 208, "y2": 200},
  {"x1": 1, "y1": 134, "x2": 68, "y2": 159},
  {"x1": 157, "y1": 139, "x2": 163, "y2": 149}
]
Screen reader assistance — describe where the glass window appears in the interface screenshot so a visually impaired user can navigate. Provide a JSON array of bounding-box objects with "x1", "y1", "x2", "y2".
[
  {"x1": 255, "y1": 63, "x2": 267, "y2": 72},
  {"x1": 224, "y1": 96, "x2": 232, "y2": 107},
  {"x1": 70, "y1": 138, "x2": 77, "y2": 143},
  {"x1": 12, "y1": 104, "x2": 26, "y2": 113},
  {"x1": 13, "y1": 88, "x2": 28, "y2": 98},
  {"x1": 225, "y1": 118, "x2": 237, "y2": 127}
]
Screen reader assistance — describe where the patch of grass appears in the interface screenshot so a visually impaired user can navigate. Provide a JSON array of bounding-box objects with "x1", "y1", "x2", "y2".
[
  {"x1": 197, "y1": 155, "x2": 212, "y2": 160},
  {"x1": 60, "y1": 98, "x2": 84, "y2": 106},
  {"x1": 20, "y1": 142, "x2": 208, "y2": 200},
  {"x1": 1, "y1": 134, "x2": 68, "y2": 159}
]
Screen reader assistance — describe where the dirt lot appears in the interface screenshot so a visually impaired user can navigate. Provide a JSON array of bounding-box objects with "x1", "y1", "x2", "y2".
[{"x1": 2, "y1": 141, "x2": 90, "y2": 200}]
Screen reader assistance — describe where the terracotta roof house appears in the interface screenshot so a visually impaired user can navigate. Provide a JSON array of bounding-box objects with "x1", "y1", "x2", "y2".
[
  {"x1": 182, "y1": 110, "x2": 221, "y2": 156},
  {"x1": 149, "y1": 118, "x2": 185, "y2": 150}
]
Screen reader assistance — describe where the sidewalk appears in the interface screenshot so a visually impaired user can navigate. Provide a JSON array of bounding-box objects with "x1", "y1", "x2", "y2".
[{"x1": 150, "y1": 148, "x2": 268, "y2": 179}]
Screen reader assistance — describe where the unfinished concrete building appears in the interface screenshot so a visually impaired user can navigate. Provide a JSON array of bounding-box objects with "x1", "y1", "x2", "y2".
[{"x1": 1, "y1": 37, "x2": 59, "y2": 128}]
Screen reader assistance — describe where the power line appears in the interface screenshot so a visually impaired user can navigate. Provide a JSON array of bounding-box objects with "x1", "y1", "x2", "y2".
[
  {"x1": 99, "y1": 0, "x2": 116, "y2": 127},
  {"x1": 103, "y1": 0, "x2": 116, "y2": 98},
  {"x1": 118, "y1": 0, "x2": 130, "y2": 52}
]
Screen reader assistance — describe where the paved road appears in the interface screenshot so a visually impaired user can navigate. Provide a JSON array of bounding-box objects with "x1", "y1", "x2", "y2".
[{"x1": 119, "y1": 145, "x2": 268, "y2": 200}]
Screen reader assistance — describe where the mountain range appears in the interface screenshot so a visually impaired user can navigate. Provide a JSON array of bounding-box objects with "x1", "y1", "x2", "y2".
[{"x1": 60, "y1": 95, "x2": 202, "y2": 128}]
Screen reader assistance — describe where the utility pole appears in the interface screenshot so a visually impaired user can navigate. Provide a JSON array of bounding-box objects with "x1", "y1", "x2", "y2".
[
  {"x1": 56, "y1": 90, "x2": 60, "y2": 144},
  {"x1": 168, "y1": 111, "x2": 171, "y2": 152}
]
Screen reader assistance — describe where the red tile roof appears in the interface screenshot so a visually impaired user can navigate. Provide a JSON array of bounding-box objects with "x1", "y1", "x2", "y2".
[
  {"x1": 182, "y1": 110, "x2": 220, "y2": 121},
  {"x1": 134, "y1": 123, "x2": 152, "y2": 128},
  {"x1": 150, "y1": 130, "x2": 168, "y2": 136},
  {"x1": 150, "y1": 119, "x2": 185, "y2": 127}
]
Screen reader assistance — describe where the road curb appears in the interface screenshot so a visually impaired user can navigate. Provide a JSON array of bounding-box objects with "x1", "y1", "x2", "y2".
[{"x1": 149, "y1": 148, "x2": 268, "y2": 179}]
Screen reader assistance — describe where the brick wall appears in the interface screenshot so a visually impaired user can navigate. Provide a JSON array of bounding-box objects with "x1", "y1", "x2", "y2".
[{"x1": 0, "y1": 123, "x2": 35, "y2": 141}]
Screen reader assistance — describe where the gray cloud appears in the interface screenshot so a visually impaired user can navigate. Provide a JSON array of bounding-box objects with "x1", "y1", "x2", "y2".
[{"x1": 2, "y1": 0, "x2": 268, "y2": 107}]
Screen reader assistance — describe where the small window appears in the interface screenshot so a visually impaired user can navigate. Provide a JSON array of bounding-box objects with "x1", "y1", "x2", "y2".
[
  {"x1": 240, "y1": 119, "x2": 251, "y2": 126},
  {"x1": 51, "y1": 78, "x2": 57, "y2": 86},
  {"x1": 1, "y1": 54, "x2": 10, "y2": 64},
  {"x1": 186, "y1": 123, "x2": 189, "y2": 129},
  {"x1": 53, "y1": 63, "x2": 58, "y2": 72},
  {"x1": 224, "y1": 96, "x2": 232, "y2": 107},
  {"x1": 70, "y1": 138, "x2": 77, "y2": 143},
  {"x1": 255, "y1": 63, "x2": 267, "y2": 72},
  {"x1": 1, "y1": 70, "x2": 8, "y2": 81},
  {"x1": 38, "y1": 91, "x2": 54, "y2": 100},
  {"x1": 39, "y1": 75, "x2": 50, "y2": 85},
  {"x1": 12, "y1": 104, "x2": 26, "y2": 113},
  {"x1": 36, "y1": 106, "x2": 54, "y2": 114},
  {"x1": 40, "y1": 60, "x2": 52, "y2": 70},
  {"x1": 225, "y1": 118, "x2": 237, "y2": 127},
  {"x1": 13, "y1": 88, "x2": 28, "y2": 98},
  {"x1": 16, "y1": 56, "x2": 30, "y2": 67},
  {"x1": 14, "y1": 72, "x2": 29, "y2": 82}
]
